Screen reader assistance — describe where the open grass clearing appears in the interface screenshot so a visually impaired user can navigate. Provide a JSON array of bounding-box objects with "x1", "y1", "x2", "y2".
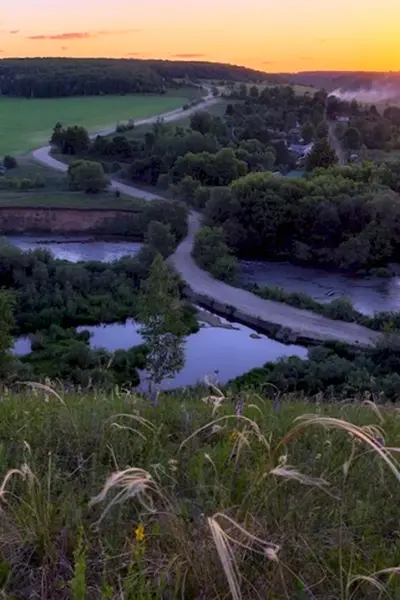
[
  {"x1": 0, "y1": 92, "x2": 190, "y2": 156},
  {"x1": 0, "y1": 155, "x2": 145, "y2": 209},
  {"x1": 3, "y1": 155, "x2": 66, "y2": 188}
]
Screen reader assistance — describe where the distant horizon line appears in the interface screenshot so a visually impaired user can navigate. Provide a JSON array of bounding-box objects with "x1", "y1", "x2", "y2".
[{"x1": 1, "y1": 56, "x2": 400, "y2": 75}]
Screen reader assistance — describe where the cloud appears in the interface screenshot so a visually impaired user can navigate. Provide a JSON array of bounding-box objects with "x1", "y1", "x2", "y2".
[
  {"x1": 27, "y1": 29, "x2": 139, "y2": 41},
  {"x1": 28, "y1": 32, "x2": 90, "y2": 40},
  {"x1": 126, "y1": 52, "x2": 147, "y2": 57},
  {"x1": 171, "y1": 53, "x2": 205, "y2": 59},
  {"x1": 9, "y1": 30, "x2": 19, "y2": 34}
]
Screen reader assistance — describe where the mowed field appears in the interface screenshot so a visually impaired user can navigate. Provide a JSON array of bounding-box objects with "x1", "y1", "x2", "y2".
[{"x1": 0, "y1": 93, "x2": 188, "y2": 155}]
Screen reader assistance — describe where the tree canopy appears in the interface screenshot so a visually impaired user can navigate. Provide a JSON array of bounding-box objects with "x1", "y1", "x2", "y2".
[{"x1": 204, "y1": 162, "x2": 400, "y2": 270}]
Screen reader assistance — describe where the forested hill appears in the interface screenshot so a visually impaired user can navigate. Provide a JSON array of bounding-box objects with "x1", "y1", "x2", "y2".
[{"x1": 0, "y1": 58, "x2": 276, "y2": 98}]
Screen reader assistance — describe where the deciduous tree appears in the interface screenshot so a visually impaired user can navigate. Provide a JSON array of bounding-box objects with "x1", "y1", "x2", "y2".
[
  {"x1": 138, "y1": 255, "x2": 187, "y2": 385},
  {"x1": 67, "y1": 160, "x2": 109, "y2": 193},
  {"x1": 305, "y1": 139, "x2": 338, "y2": 171},
  {"x1": 301, "y1": 121, "x2": 314, "y2": 143}
]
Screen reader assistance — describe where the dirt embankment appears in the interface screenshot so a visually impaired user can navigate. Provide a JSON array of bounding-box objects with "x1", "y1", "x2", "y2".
[{"x1": 0, "y1": 206, "x2": 142, "y2": 235}]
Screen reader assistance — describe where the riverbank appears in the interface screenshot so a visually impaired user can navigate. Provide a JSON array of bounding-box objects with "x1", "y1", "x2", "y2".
[
  {"x1": 0, "y1": 205, "x2": 144, "y2": 235},
  {"x1": 239, "y1": 258, "x2": 400, "y2": 315},
  {"x1": 172, "y1": 214, "x2": 381, "y2": 348}
]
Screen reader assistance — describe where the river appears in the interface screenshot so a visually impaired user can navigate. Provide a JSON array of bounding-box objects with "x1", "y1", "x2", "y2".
[
  {"x1": 9, "y1": 235, "x2": 307, "y2": 388},
  {"x1": 10, "y1": 235, "x2": 400, "y2": 317},
  {"x1": 6, "y1": 235, "x2": 143, "y2": 263},
  {"x1": 240, "y1": 260, "x2": 400, "y2": 316}
]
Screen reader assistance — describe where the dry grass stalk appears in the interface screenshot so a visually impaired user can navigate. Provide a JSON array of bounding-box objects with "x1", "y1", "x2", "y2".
[
  {"x1": 280, "y1": 415, "x2": 400, "y2": 483},
  {"x1": 90, "y1": 467, "x2": 170, "y2": 523}
]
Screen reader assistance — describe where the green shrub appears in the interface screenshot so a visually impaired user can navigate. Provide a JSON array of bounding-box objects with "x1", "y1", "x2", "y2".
[
  {"x1": 18, "y1": 178, "x2": 34, "y2": 190},
  {"x1": 68, "y1": 160, "x2": 109, "y2": 194},
  {"x1": 193, "y1": 226, "x2": 238, "y2": 284},
  {"x1": 33, "y1": 174, "x2": 46, "y2": 188},
  {"x1": 3, "y1": 155, "x2": 17, "y2": 169},
  {"x1": 322, "y1": 298, "x2": 357, "y2": 321},
  {"x1": 210, "y1": 255, "x2": 238, "y2": 283}
]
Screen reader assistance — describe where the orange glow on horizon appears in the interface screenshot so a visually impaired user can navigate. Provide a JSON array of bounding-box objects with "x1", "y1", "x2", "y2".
[{"x1": 2, "y1": 0, "x2": 400, "y2": 72}]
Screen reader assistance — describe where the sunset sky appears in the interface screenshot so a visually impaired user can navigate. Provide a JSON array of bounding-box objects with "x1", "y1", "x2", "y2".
[{"x1": 1, "y1": 0, "x2": 400, "y2": 72}]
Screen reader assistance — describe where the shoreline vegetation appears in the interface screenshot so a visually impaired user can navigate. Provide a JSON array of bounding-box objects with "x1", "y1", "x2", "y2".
[{"x1": 192, "y1": 225, "x2": 400, "y2": 335}]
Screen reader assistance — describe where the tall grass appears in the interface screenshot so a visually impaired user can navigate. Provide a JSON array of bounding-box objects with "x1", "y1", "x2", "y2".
[{"x1": 0, "y1": 385, "x2": 399, "y2": 598}]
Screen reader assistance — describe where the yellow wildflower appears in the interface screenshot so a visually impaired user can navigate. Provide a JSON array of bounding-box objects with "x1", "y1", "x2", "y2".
[
  {"x1": 135, "y1": 523, "x2": 145, "y2": 543},
  {"x1": 229, "y1": 430, "x2": 239, "y2": 442}
]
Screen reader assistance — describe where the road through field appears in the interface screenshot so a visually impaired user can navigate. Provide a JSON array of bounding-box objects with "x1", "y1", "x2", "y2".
[
  {"x1": 33, "y1": 86, "x2": 217, "y2": 200},
  {"x1": 33, "y1": 90, "x2": 380, "y2": 347}
]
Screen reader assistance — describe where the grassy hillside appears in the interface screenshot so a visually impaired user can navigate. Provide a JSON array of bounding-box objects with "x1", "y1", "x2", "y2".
[{"x1": 0, "y1": 386, "x2": 399, "y2": 599}]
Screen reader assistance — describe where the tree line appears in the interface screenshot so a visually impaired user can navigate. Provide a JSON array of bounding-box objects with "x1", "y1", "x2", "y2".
[
  {"x1": 0, "y1": 58, "x2": 273, "y2": 98},
  {"x1": 203, "y1": 162, "x2": 400, "y2": 271},
  {"x1": 68, "y1": 85, "x2": 327, "y2": 196}
]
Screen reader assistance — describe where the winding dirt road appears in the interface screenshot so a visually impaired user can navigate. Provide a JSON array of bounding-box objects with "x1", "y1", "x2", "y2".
[
  {"x1": 32, "y1": 93, "x2": 380, "y2": 347},
  {"x1": 32, "y1": 86, "x2": 217, "y2": 201}
]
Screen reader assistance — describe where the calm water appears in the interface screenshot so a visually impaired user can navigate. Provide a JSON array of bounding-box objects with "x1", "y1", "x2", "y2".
[
  {"x1": 13, "y1": 319, "x2": 307, "y2": 389},
  {"x1": 9, "y1": 235, "x2": 307, "y2": 387},
  {"x1": 6, "y1": 235, "x2": 143, "y2": 262},
  {"x1": 240, "y1": 260, "x2": 400, "y2": 316},
  {"x1": 79, "y1": 319, "x2": 307, "y2": 389}
]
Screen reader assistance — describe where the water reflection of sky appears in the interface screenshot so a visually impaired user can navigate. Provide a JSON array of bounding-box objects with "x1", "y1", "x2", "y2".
[
  {"x1": 8, "y1": 235, "x2": 307, "y2": 387},
  {"x1": 240, "y1": 260, "x2": 400, "y2": 316},
  {"x1": 13, "y1": 321, "x2": 307, "y2": 390},
  {"x1": 78, "y1": 320, "x2": 307, "y2": 390},
  {"x1": 6, "y1": 235, "x2": 143, "y2": 263}
]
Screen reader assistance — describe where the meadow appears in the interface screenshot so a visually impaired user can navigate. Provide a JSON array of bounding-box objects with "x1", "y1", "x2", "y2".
[
  {"x1": 0, "y1": 93, "x2": 188, "y2": 155},
  {"x1": 0, "y1": 156, "x2": 145, "y2": 210},
  {"x1": 0, "y1": 386, "x2": 399, "y2": 599}
]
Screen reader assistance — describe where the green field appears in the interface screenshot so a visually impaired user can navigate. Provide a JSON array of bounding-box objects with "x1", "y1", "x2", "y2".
[{"x1": 0, "y1": 93, "x2": 188, "y2": 156}]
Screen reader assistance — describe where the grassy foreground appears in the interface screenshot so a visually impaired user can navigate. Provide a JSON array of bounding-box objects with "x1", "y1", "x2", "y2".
[
  {"x1": 0, "y1": 94, "x2": 187, "y2": 155},
  {"x1": 0, "y1": 387, "x2": 399, "y2": 599}
]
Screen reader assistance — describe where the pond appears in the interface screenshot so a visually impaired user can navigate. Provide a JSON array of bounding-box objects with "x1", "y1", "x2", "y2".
[
  {"x1": 79, "y1": 319, "x2": 307, "y2": 389},
  {"x1": 13, "y1": 319, "x2": 307, "y2": 390},
  {"x1": 239, "y1": 260, "x2": 400, "y2": 316},
  {"x1": 9, "y1": 235, "x2": 307, "y2": 388}
]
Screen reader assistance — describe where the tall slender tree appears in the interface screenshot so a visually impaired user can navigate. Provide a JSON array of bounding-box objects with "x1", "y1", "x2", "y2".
[{"x1": 138, "y1": 255, "x2": 186, "y2": 386}]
